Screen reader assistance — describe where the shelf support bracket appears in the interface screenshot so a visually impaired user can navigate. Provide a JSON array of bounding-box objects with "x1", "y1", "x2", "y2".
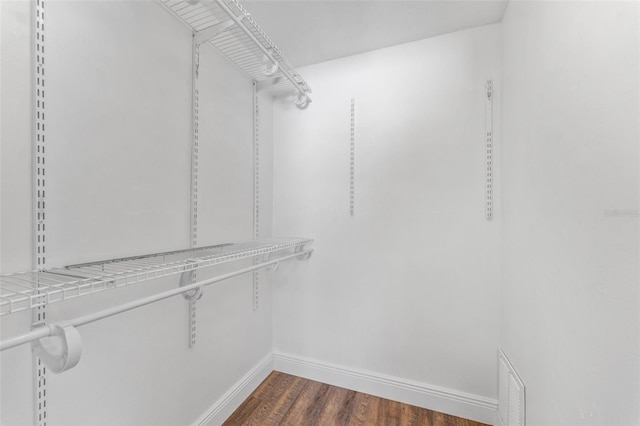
[
  {"x1": 32, "y1": 323, "x2": 82, "y2": 374},
  {"x1": 195, "y1": 19, "x2": 235, "y2": 45},
  {"x1": 295, "y1": 245, "x2": 313, "y2": 261},
  {"x1": 180, "y1": 266, "x2": 204, "y2": 303},
  {"x1": 256, "y1": 77, "x2": 282, "y2": 93},
  {"x1": 262, "y1": 50, "x2": 279, "y2": 76},
  {"x1": 263, "y1": 252, "x2": 279, "y2": 272}
]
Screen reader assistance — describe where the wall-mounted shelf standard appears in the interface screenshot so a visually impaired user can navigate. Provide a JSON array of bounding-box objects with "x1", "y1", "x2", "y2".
[
  {"x1": 485, "y1": 79, "x2": 494, "y2": 220},
  {"x1": 0, "y1": 237, "x2": 312, "y2": 317},
  {"x1": 159, "y1": 0, "x2": 312, "y2": 101}
]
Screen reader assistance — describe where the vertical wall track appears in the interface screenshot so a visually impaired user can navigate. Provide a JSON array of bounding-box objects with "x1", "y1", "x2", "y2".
[
  {"x1": 32, "y1": 0, "x2": 48, "y2": 424},
  {"x1": 485, "y1": 80, "x2": 493, "y2": 220},
  {"x1": 350, "y1": 98, "x2": 355, "y2": 217},
  {"x1": 189, "y1": 34, "x2": 200, "y2": 347},
  {"x1": 252, "y1": 81, "x2": 260, "y2": 311}
]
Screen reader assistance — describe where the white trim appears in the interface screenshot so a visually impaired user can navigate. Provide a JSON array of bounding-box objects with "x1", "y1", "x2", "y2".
[
  {"x1": 274, "y1": 352, "x2": 498, "y2": 425},
  {"x1": 193, "y1": 353, "x2": 274, "y2": 426}
]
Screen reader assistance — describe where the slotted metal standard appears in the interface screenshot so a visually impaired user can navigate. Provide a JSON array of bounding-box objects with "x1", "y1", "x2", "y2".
[
  {"x1": 252, "y1": 82, "x2": 261, "y2": 311},
  {"x1": 159, "y1": 0, "x2": 311, "y2": 98},
  {"x1": 350, "y1": 98, "x2": 356, "y2": 217},
  {"x1": 188, "y1": 32, "x2": 201, "y2": 348},
  {"x1": 485, "y1": 80, "x2": 494, "y2": 220},
  {"x1": 32, "y1": 0, "x2": 48, "y2": 423},
  {"x1": 0, "y1": 238, "x2": 312, "y2": 317}
]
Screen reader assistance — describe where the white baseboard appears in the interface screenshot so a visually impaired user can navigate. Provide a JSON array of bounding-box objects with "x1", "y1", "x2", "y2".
[
  {"x1": 274, "y1": 352, "x2": 498, "y2": 426},
  {"x1": 193, "y1": 353, "x2": 274, "y2": 426}
]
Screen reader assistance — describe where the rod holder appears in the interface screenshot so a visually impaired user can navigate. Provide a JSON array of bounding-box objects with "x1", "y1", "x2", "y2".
[
  {"x1": 293, "y1": 91, "x2": 310, "y2": 109},
  {"x1": 262, "y1": 51, "x2": 279, "y2": 77},
  {"x1": 295, "y1": 245, "x2": 313, "y2": 260},
  {"x1": 32, "y1": 323, "x2": 82, "y2": 374},
  {"x1": 262, "y1": 252, "x2": 279, "y2": 272},
  {"x1": 180, "y1": 263, "x2": 203, "y2": 302}
]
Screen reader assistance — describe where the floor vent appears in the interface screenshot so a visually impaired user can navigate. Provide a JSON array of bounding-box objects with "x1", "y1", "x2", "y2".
[{"x1": 498, "y1": 348, "x2": 525, "y2": 426}]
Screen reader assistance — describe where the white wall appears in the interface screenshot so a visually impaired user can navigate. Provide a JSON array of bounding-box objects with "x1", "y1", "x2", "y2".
[
  {"x1": 0, "y1": 0, "x2": 32, "y2": 274},
  {"x1": 0, "y1": 1, "x2": 273, "y2": 424},
  {"x1": 272, "y1": 24, "x2": 501, "y2": 421},
  {"x1": 501, "y1": 1, "x2": 639, "y2": 425},
  {"x1": 1, "y1": 2, "x2": 38, "y2": 423}
]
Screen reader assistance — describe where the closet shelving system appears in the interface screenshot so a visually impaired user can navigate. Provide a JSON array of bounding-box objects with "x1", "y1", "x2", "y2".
[
  {"x1": 0, "y1": 238, "x2": 312, "y2": 319},
  {"x1": 0, "y1": 0, "x2": 313, "y2": 383},
  {"x1": 0, "y1": 237, "x2": 314, "y2": 371},
  {"x1": 160, "y1": 0, "x2": 312, "y2": 102}
]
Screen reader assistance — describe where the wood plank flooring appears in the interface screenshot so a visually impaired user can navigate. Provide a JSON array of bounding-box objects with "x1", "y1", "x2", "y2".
[{"x1": 223, "y1": 372, "x2": 489, "y2": 426}]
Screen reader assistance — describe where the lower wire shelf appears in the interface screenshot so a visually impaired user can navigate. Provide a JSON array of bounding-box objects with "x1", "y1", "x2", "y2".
[{"x1": 0, "y1": 237, "x2": 312, "y2": 317}]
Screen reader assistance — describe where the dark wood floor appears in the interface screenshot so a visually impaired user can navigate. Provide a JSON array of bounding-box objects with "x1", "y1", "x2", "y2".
[{"x1": 223, "y1": 372, "x2": 489, "y2": 426}]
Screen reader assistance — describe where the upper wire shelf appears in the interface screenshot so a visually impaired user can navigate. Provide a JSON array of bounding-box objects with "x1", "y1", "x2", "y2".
[
  {"x1": 0, "y1": 237, "x2": 312, "y2": 316},
  {"x1": 159, "y1": 0, "x2": 311, "y2": 99}
]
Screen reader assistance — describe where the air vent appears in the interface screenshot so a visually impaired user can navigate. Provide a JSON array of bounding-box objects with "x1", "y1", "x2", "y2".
[{"x1": 498, "y1": 348, "x2": 526, "y2": 426}]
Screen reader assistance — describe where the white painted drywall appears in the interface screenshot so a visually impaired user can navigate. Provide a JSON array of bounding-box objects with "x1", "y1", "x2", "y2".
[
  {"x1": 272, "y1": 24, "x2": 502, "y2": 419},
  {"x1": 0, "y1": 0, "x2": 32, "y2": 275},
  {"x1": 501, "y1": 1, "x2": 639, "y2": 424},
  {"x1": 0, "y1": 1, "x2": 273, "y2": 424},
  {"x1": 0, "y1": 4, "x2": 35, "y2": 424}
]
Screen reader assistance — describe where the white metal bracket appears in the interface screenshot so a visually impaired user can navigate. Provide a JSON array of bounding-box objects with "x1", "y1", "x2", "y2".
[
  {"x1": 295, "y1": 245, "x2": 313, "y2": 261},
  {"x1": 256, "y1": 77, "x2": 282, "y2": 93},
  {"x1": 485, "y1": 80, "x2": 494, "y2": 220},
  {"x1": 194, "y1": 19, "x2": 235, "y2": 45},
  {"x1": 180, "y1": 264, "x2": 204, "y2": 303},
  {"x1": 262, "y1": 50, "x2": 279, "y2": 76},
  {"x1": 32, "y1": 324, "x2": 82, "y2": 374},
  {"x1": 262, "y1": 252, "x2": 279, "y2": 272}
]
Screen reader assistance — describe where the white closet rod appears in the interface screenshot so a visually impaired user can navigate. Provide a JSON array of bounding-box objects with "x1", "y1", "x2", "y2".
[
  {"x1": 212, "y1": 0, "x2": 309, "y2": 100},
  {"x1": 0, "y1": 249, "x2": 312, "y2": 352}
]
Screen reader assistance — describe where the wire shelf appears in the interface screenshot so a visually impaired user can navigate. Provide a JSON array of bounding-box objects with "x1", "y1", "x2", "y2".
[
  {"x1": 0, "y1": 237, "x2": 312, "y2": 316},
  {"x1": 159, "y1": 0, "x2": 311, "y2": 97}
]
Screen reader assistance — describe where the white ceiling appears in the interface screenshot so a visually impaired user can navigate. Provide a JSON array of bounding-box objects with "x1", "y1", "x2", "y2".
[{"x1": 242, "y1": 0, "x2": 509, "y2": 67}]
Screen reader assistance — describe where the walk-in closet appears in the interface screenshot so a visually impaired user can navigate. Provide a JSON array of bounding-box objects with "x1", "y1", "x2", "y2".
[{"x1": 1, "y1": 0, "x2": 638, "y2": 425}]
